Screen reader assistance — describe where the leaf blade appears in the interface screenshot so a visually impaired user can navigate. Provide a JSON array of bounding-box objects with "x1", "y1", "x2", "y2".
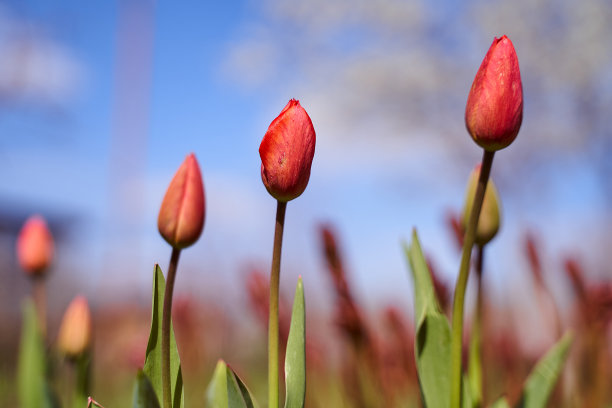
[
  {"x1": 133, "y1": 370, "x2": 161, "y2": 408},
  {"x1": 142, "y1": 264, "x2": 184, "y2": 408},
  {"x1": 284, "y1": 277, "x2": 306, "y2": 408},
  {"x1": 404, "y1": 230, "x2": 451, "y2": 408},
  {"x1": 516, "y1": 332, "x2": 573, "y2": 408}
]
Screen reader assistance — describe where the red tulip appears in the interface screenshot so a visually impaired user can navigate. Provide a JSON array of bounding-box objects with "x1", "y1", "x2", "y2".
[
  {"x1": 16, "y1": 215, "x2": 54, "y2": 276},
  {"x1": 158, "y1": 153, "x2": 205, "y2": 248},
  {"x1": 57, "y1": 295, "x2": 92, "y2": 358},
  {"x1": 465, "y1": 35, "x2": 523, "y2": 151},
  {"x1": 259, "y1": 99, "x2": 316, "y2": 202}
]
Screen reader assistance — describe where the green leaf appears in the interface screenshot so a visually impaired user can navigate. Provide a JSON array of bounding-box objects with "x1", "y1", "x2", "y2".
[
  {"x1": 17, "y1": 299, "x2": 58, "y2": 408},
  {"x1": 205, "y1": 360, "x2": 259, "y2": 408},
  {"x1": 284, "y1": 277, "x2": 306, "y2": 408},
  {"x1": 74, "y1": 354, "x2": 92, "y2": 408},
  {"x1": 515, "y1": 332, "x2": 573, "y2": 408},
  {"x1": 404, "y1": 230, "x2": 451, "y2": 408},
  {"x1": 142, "y1": 264, "x2": 184, "y2": 408},
  {"x1": 462, "y1": 374, "x2": 473, "y2": 408},
  {"x1": 133, "y1": 370, "x2": 161, "y2": 408},
  {"x1": 468, "y1": 315, "x2": 482, "y2": 408}
]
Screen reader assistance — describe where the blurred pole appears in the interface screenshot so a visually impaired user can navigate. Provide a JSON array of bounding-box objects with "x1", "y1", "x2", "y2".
[{"x1": 104, "y1": 0, "x2": 155, "y2": 293}]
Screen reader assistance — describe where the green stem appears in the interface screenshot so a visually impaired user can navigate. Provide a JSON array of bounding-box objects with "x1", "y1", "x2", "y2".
[
  {"x1": 468, "y1": 245, "x2": 485, "y2": 408},
  {"x1": 269, "y1": 200, "x2": 287, "y2": 408},
  {"x1": 450, "y1": 149, "x2": 494, "y2": 408},
  {"x1": 162, "y1": 247, "x2": 181, "y2": 408},
  {"x1": 32, "y1": 276, "x2": 46, "y2": 338}
]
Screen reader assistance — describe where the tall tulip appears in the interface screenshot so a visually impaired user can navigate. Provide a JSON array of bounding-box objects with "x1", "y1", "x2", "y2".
[
  {"x1": 17, "y1": 215, "x2": 54, "y2": 336},
  {"x1": 157, "y1": 153, "x2": 205, "y2": 408},
  {"x1": 451, "y1": 35, "x2": 523, "y2": 408},
  {"x1": 260, "y1": 99, "x2": 315, "y2": 408}
]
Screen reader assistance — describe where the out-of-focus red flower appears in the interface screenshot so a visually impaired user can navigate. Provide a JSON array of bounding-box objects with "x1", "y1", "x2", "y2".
[
  {"x1": 259, "y1": 99, "x2": 316, "y2": 202},
  {"x1": 158, "y1": 153, "x2": 205, "y2": 249},
  {"x1": 524, "y1": 232, "x2": 543, "y2": 286},
  {"x1": 17, "y1": 215, "x2": 54, "y2": 276},
  {"x1": 465, "y1": 35, "x2": 523, "y2": 151},
  {"x1": 57, "y1": 295, "x2": 92, "y2": 358}
]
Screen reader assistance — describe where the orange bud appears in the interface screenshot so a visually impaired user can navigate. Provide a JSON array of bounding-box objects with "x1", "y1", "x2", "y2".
[
  {"x1": 57, "y1": 295, "x2": 92, "y2": 358},
  {"x1": 259, "y1": 99, "x2": 316, "y2": 202},
  {"x1": 158, "y1": 153, "x2": 205, "y2": 249},
  {"x1": 465, "y1": 35, "x2": 523, "y2": 151},
  {"x1": 16, "y1": 215, "x2": 54, "y2": 277}
]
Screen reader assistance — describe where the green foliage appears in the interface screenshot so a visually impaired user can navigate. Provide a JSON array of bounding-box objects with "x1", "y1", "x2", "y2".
[
  {"x1": 516, "y1": 332, "x2": 573, "y2": 408},
  {"x1": 205, "y1": 360, "x2": 259, "y2": 408},
  {"x1": 17, "y1": 299, "x2": 59, "y2": 408},
  {"x1": 404, "y1": 229, "x2": 451, "y2": 408},
  {"x1": 284, "y1": 277, "x2": 306, "y2": 408},
  {"x1": 133, "y1": 370, "x2": 161, "y2": 408},
  {"x1": 142, "y1": 264, "x2": 184, "y2": 408},
  {"x1": 74, "y1": 354, "x2": 92, "y2": 408}
]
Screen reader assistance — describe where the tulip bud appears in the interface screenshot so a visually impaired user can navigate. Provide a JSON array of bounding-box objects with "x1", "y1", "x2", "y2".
[
  {"x1": 461, "y1": 165, "x2": 501, "y2": 246},
  {"x1": 465, "y1": 35, "x2": 523, "y2": 151},
  {"x1": 259, "y1": 99, "x2": 316, "y2": 202},
  {"x1": 158, "y1": 153, "x2": 205, "y2": 249},
  {"x1": 16, "y1": 215, "x2": 54, "y2": 277},
  {"x1": 57, "y1": 295, "x2": 92, "y2": 358}
]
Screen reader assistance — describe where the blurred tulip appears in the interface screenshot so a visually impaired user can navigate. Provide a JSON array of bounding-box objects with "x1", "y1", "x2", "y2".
[
  {"x1": 461, "y1": 165, "x2": 501, "y2": 246},
  {"x1": 16, "y1": 215, "x2": 54, "y2": 277},
  {"x1": 465, "y1": 35, "x2": 523, "y2": 151},
  {"x1": 158, "y1": 153, "x2": 205, "y2": 249},
  {"x1": 58, "y1": 295, "x2": 92, "y2": 358},
  {"x1": 259, "y1": 99, "x2": 316, "y2": 202}
]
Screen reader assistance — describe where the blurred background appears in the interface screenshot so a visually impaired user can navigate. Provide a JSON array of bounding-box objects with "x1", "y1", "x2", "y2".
[{"x1": 0, "y1": 0, "x2": 610, "y2": 406}]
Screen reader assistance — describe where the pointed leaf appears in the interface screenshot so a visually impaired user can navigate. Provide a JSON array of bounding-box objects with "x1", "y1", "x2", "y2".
[
  {"x1": 18, "y1": 299, "x2": 58, "y2": 408},
  {"x1": 133, "y1": 370, "x2": 161, "y2": 408},
  {"x1": 232, "y1": 369, "x2": 259, "y2": 408},
  {"x1": 404, "y1": 230, "x2": 451, "y2": 408},
  {"x1": 206, "y1": 360, "x2": 230, "y2": 408},
  {"x1": 143, "y1": 264, "x2": 184, "y2": 408},
  {"x1": 206, "y1": 360, "x2": 259, "y2": 408},
  {"x1": 406, "y1": 229, "x2": 442, "y2": 322},
  {"x1": 515, "y1": 332, "x2": 573, "y2": 408},
  {"x1": 284, "y1": 277, "x2": 306, "y2": 408},
  {"x1": 491, "y1": 397, "x2": 511, "y2": 408}
]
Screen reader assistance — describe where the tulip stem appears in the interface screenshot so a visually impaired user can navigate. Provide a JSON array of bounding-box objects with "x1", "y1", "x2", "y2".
[
  {"x1": 269, "y1": 200, "x2": 287, "y2": 408},
  {"x1": 450, "y1": 149, "x2": 494, "y2": 408},
  {"x1": 162, "y1": 247, "x2": 181, "y2": 408},
  {"x1": 468, "y1": 244, "x2": 485, "y2": 408},
  {"x1": 32, "y1": 276, "x2": 46, "y2": 338}
]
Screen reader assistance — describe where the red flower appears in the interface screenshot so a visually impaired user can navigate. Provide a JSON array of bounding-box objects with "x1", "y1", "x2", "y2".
[
  {"x1": 465, "y1": 35, "x2": 523, "y2": 151},
  {"x1": 16, "y1": 215, "x2": 54, "y2": 276},
  {"x1": 259, "y1": 99, "x2": 316, "y2": 202},
  {"x1": 158, "y1": 153, "x2": 205, "y2": 248}
]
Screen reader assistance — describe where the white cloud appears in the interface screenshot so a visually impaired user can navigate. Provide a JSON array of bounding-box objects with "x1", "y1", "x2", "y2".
[{"x1": 0, "y1": 5, "x2": 85, "y2": 106}]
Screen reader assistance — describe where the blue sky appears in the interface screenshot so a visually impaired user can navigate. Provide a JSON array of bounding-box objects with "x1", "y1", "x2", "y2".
[{"x1": 1, "y1": 0, "x2": 610, "y2": 333}]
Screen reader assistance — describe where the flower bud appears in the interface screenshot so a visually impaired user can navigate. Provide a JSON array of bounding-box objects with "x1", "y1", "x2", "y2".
[
  {"x1": 465, "y1": 35, "x2": 523, "y2": 151},
  {"x1": 57, "y1": 295, "x2": 92, "y2": 358},
  {"x1": 158, "y1": 153, "x2": 205, "y2": 249},
  {"x1": 259, "y1": 99, "x2": 316, "y2": 202},
  {"x1": 16, "y1": 215, "x2": 54, "y2": 277},
  {"x1": 461, "y1": 165, "x2": 501, "y2": 246}
]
